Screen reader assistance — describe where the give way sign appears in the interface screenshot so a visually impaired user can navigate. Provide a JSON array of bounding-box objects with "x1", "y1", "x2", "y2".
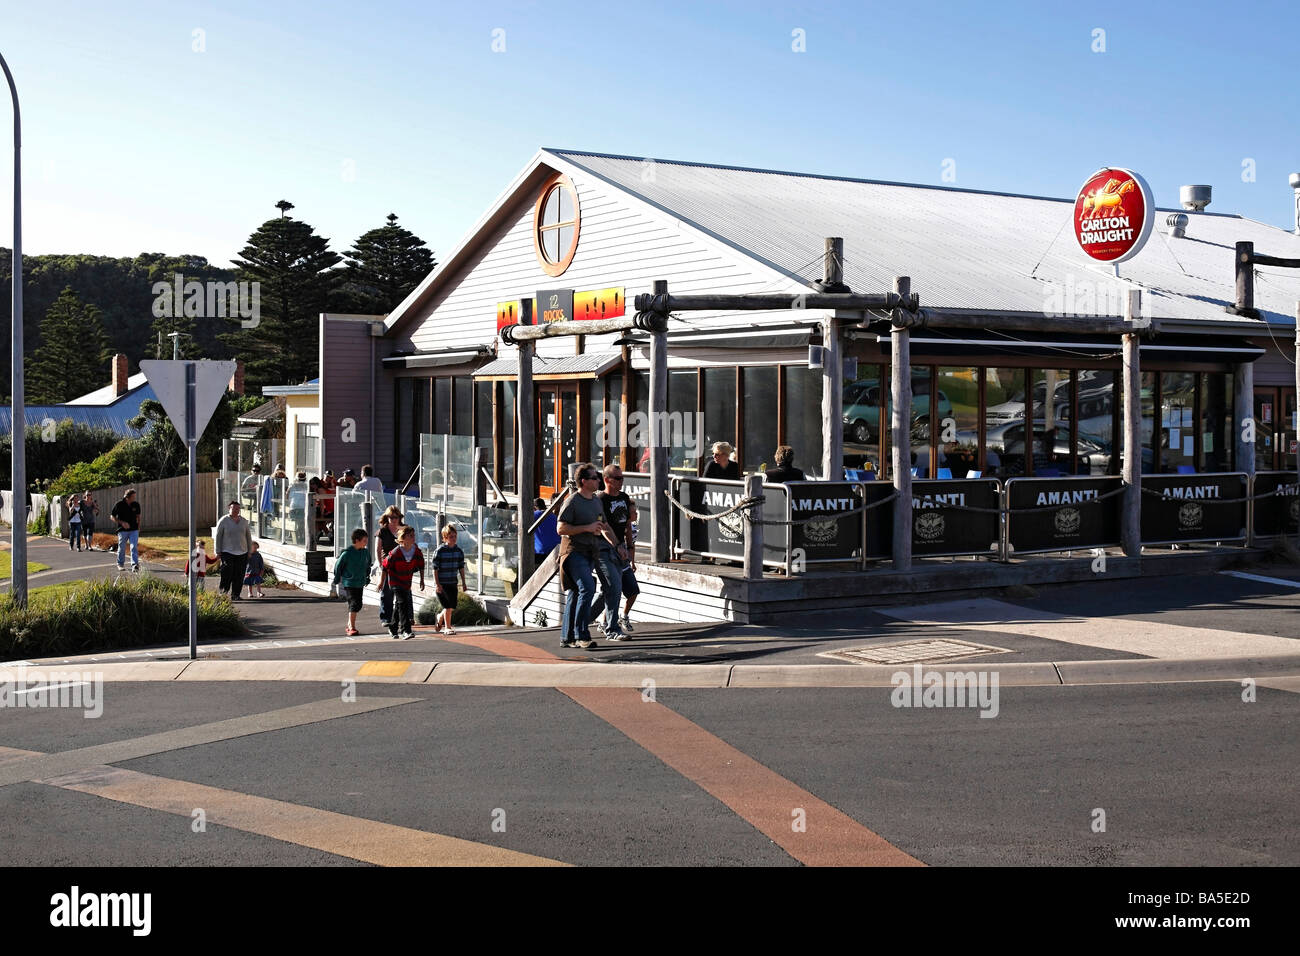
[{"x1": 140, "y1": 360, "x2": 236, "y2": 443}]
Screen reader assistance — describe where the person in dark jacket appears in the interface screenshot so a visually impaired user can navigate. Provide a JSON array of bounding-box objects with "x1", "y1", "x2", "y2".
[
  {"x1": 376, "y1": 506, "x2": 403, "y2": 628},
  {"x1": 764, "y1": 445, "x2": 806, "y2": 483},
  {"x1": 702, "y1": 441, "x2": 740, "y2": 479}
]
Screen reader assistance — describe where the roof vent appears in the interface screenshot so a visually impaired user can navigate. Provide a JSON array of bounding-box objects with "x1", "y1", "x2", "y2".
[
  {"x1": 1166, "y1": 213, "x2": 1189, "y2": 238},
  {"x1": 1180, "y1": 184, "x2": 1212, "y2": 211},
  {"x1": 1290, "y1": 173, "x2": 1300, "y2": 234}
]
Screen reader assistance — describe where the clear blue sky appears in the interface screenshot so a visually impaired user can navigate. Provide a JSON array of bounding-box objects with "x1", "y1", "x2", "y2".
[{"x1": 1, "y1": 0, "x2": 1297, "y2": 267}]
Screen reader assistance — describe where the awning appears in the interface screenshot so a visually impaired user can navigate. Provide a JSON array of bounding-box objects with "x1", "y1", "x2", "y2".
[
  {"x1": 473, "y1": 351, "x2": 623, "y2": 380},
  {"x1": 864, "y1": 329, "x2": 1265, "y2": 361},
  {"x1": 657, "y1": 323, "x2": 813, "y2": 350},
  {"x1": 382, "y1": 347, "x2": 492, "y2": 370}
]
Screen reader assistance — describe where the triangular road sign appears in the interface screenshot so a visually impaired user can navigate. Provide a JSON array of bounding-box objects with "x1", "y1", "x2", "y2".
[{"x1": 140, "y1": 360, "x2": 237, "y2": 444}]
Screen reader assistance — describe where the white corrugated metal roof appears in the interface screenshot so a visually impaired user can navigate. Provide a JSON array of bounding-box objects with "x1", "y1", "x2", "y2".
[
  {"x1": 547, "y1": 149, "x2": 1300, "y2": 327},
  {"x1": 475, "y1": 351, "x2": 622, "y2": 378},
  {"x1": 65, "y1": 372, "x2": 149, "y2": 405}
]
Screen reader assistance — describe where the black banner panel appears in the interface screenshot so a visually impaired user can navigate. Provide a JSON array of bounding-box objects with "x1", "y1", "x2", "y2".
[
  {"x1": 1140, "y1": 473, "x2": 1247, "y2": 544},
  {"x1": 675, "y1": 479, "x2": 788, "y2": 565},
  {"x1": 1252, "y1": 472, "x2": 1299, "y2": 538},
  {"x1": 910, "y1": 479, "x2": 1001, "y2": 557},
  {"x1": 786, "y1": 481, "x2": 864, "y2": 562},
  {"x1": 1006, "y1": 477, "x2": 1123, "y2": 553}
]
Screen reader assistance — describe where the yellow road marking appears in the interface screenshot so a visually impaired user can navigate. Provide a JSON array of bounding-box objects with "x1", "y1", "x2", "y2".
[{"x1": 358, "y1": 660, "x2": 412, "y2": 677}]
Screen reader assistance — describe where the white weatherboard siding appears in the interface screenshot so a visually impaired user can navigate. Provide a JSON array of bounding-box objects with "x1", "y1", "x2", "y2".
[{"x1": 405, "y1": 166, "x2": 811, "y2": 363}]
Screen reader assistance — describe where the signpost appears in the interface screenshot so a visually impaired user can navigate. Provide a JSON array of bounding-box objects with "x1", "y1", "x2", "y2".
[{"x1": 140, "y1": 360, "x2": 236, "y2": 660}]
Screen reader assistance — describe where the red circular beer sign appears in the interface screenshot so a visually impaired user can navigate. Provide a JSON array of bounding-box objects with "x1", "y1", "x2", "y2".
[{"x1": 1072, "y1": 167, "x2": 1154, "y2": 263}]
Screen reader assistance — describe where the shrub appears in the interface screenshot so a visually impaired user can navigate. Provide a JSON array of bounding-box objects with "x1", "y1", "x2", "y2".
[
  {"x1": 0, "y1": 420, "x2": 121, "y2": 489},
  {"x1": 0, "y1": 575, "x2": 246, "y2": 657},
  {"x1": 417, "y1": 591, "x2": 493, "y2": 626},
  {"x1": 29, "y1": 505, "x2": 50, "y2": 536},
  {"x1": 47, "y1": 438, "x2": 151, "y2": 495}
]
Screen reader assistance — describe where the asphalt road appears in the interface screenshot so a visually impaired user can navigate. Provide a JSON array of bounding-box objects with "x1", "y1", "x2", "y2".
[{"x1": 0, "y1": 678, "x2": 1294, "y2": 866}]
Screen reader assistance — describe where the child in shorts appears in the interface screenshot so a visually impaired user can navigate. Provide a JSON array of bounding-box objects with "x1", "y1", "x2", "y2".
[
  {"x1": 331, "y1": 529, "x2": 372, "y2": 636},
  {"x1": 431, "y1": 524, "x2": 468, "y2": 635}
]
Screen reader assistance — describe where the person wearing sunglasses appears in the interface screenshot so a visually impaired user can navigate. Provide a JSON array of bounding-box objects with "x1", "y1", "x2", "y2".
[
  {"x1": 556, "y1": 464, "x2": 614, "y2": 649},
  {"x1": 597, "y1": 463, "x2": 639, "y2": 638}
]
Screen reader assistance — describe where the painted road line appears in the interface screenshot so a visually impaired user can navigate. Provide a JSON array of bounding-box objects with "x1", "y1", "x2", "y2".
[
  {"x1": 0, "y1": 697, "x2": 420, "y2": 788},
  {"x1": 1260, "y1": 676, "x2": 1300, "y2": 695},
  {"x1": 443, "y1": 630, "x2": 921, "y2": 865},
  {"x1": 37, "y1": 764, "x2": 565, "y2": 867},
  {"x1": 562, "y1": 686, "x2": 923, "y2": 867},
  {"x1": 1220, "y1": 570, "x2": 1300, "y2": 589},
  {"x1": 879, "y1": 598, "x2": 1300, "y2": 660}
]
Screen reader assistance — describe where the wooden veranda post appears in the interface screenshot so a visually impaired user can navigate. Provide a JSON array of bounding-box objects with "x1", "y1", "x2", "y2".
[
  {"x1": 516, "y1": 298, "x2": 536, "y2": 586},
  {"x1": 744, "y1": 472, "x2": 763, "y2": 580},
  {"x1": 1121, "y1": 289, "x2": 1142, "y2": 557},
  {"x1": 891, "y1": 276, "x2": 913, "y2": 571},
  {"x1": 649, "y1": 280, "x2": 671, "y2": 563},
  {"x1": 821, "y1": 237, "x2": 845, "y2": 481}
]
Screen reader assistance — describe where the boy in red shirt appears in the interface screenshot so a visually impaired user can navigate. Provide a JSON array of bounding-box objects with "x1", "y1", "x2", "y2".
[{"x1": 379, "y1": 525, "x2": 425, "y2": 640}]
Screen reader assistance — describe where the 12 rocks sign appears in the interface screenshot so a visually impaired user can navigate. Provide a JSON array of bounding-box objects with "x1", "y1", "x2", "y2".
[{"x1": 1073, "y1": 167, "x2": 1154, "y2": 263}]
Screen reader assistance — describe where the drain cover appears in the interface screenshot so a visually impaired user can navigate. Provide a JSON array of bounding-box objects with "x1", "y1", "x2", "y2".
[{"x1": 818, "y1": 639, "x2": 1011, "y2": 665}]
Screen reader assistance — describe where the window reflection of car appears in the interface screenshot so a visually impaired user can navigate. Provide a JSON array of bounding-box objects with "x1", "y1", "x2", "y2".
[
  {"x1": 842, "y1": 379, "x2": 953, "y2": 443},
  {"x1": 985, "y1": 420, "x2": 1111, "y2": 473}
]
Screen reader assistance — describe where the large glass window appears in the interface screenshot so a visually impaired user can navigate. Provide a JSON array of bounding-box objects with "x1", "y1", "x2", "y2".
[
  {"x1": 1033, "y1": 368, "x2": 1071, "y2": 476},
  {"x1": 605, "y1": 372, "x2": 623, "y2": 469},
  {"x1": 475, "y1": 380, "x2": 494, "y2": 487},
  {"x1": 1199, "y1": 372, "x2": 1233, "y2": 472},
  {"x1": 633, "y1": 370, "x2": 649, "y2": 472},
  {"x1": 454, "y1": 377, "x2": 473, "y2": 436},
  {"x1": 434, "y1": 378, "x2": 451, "y2": 435},
  {"x1": 937, "y1": 367, "x2": 980, "y2": 479},
  {"x1": 843, "y1": 364, "x2": 883, "y2": 476},
  {"x1": 985, "y1": 368, "x2": 1025, "y2": 478},
  {"x1": 501, "y1": 380, "x2": 516, "y2": 491},
  {"x1": 742, "y1": 367, "x2": 779, "y2": 473},
  {"x1": 783, "y1": 366, "x2": 823, "y2": 479},
  {"x1": 703, "y1": 368, "x2": 737, "y2": 471},
  {"x1": 1075, "y1": 370, "x2": 1116, "y2": 475},
  {"x1": 295, "y1": 421, "x2": 320, "y2": 473},
  {"x1": 908, "y1": 367, "x2": 934, "y2": 478},
  {"x1": 1159, "y1": 372, "x2": 1196, "y2": 473},
  {"x1": 668, "y1": 369, "x2": 697, "y2": 474},
  {"x1": 394, "y1": 379, "x2": 415, "y2": 482}
]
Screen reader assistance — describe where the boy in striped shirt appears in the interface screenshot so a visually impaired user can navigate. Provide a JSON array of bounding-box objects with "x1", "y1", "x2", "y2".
[
  {"x1": 380, "y1": 525, "x2": 425, "y2": 640},
  {"x1": 431, "y1": 524, "x2": 468, "y2": 635}
]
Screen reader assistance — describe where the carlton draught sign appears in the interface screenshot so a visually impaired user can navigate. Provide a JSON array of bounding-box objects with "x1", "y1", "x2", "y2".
[{"x1": 1073, "y1": 167, "x2": 1154, "y2": 263}]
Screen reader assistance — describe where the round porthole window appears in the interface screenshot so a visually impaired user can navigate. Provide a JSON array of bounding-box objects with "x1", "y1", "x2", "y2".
[{"x1": 534, "y1": 174, "x2": 580, "y2": 277}]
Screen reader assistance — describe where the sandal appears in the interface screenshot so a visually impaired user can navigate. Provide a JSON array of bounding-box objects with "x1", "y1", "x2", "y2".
[
  {"x1": 444, "y1": 627, "x2": 457, "y2": 635},
  {"x1": 345, "y1": 627, "x2": 359, "y2": 636}
]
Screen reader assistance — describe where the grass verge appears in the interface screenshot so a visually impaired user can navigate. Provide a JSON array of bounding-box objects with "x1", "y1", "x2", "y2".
[
  {"x1": 0, "y1": 552, "x2": 50, "y2": 578},
  {"x1": 0, "y1": 574, "x2": 247, "y2": 658}
]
